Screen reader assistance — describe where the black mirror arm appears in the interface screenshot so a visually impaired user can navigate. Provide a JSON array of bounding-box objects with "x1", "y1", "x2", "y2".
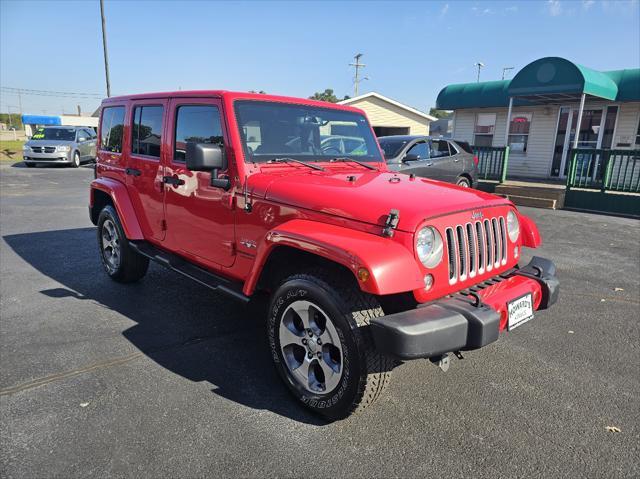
[{"x1": 210, "y1": 168, "x2": 231, "y2": 190}]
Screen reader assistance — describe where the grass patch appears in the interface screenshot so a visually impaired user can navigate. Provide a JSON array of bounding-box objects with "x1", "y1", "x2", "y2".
[{"x1": 0, "y1": 140, "x2": 25, "y2": 162}]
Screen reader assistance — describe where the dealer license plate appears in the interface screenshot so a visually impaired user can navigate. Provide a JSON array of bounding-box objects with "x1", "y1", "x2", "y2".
[{"x1": 507, "y1": 293, "x2": 534, "y2": 331}]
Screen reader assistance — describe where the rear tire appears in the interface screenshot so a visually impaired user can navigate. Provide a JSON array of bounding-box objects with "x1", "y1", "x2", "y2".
[
  {"x1": 456, "y1": 176, "x2": 471, "y2": 188},
  {"x1": 97, "y1": 205, "x2": 149, "y2": 283},
  {"x1": 268, "y1": 270, "x2": 393, "y2": 420}
]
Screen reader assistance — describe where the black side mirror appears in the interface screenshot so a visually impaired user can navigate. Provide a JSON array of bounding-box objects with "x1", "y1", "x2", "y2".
[
  {"x1": 403, "y1": 153, "x2": 419, "y2": 162},
  {"x1": 186, "y1": 142, "x2": 230, "y2": 189}
]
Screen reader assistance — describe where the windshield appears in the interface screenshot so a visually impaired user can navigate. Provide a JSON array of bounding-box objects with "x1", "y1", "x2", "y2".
[
  {"x1": 31, "y1": 128, "x2": 76, "y2": 141},
  {"x1": 235, "y1": 100, "x2": 382, "y2": 163},
  {"x1": 378, "y1": 138, "x2": 409, "y2": 159}
]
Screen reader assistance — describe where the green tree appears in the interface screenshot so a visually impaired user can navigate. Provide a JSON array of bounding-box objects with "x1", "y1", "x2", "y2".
[
  {"x1": 429, "y1": 108, "x2": 452, "y2": 119},
  {"x1": 309, "y1": 89, "x2": 350, "y2": 103},
  {"x1": 0, "y1": 113, "x2": 23, "y2": 129}
]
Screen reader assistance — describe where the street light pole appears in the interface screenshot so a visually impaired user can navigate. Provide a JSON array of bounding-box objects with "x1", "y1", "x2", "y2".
[
  {"x1": 100, "y1": 0, "x2": 111, "y2": 97},
  {"x1": 475, "y1": 62, "x2": 485, "y2": 83}
]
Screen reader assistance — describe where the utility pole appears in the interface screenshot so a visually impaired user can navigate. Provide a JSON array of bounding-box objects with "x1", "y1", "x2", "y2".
[
  {"x1": 100, "y1": 0, "x2": 111, "y2": 97},
  {"x1": 17, "y1": 89, "x2": 23, "y2": 114},
  {"x1": 350, "y1": 53, "x2": 366, "y2": 97},
  {"x1": 475, "y1": 62, "x2": 485, "y2": 83},
  {"x1": 502, "y1": 66, "x2": 514, "y2": 80}
]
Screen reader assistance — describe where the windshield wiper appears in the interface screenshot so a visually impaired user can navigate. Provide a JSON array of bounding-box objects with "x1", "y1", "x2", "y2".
[
  {"x1": 268, "y1": 157, "x2": 325, "y2": 171},
  {"x1": 329, "y1": 157, "x2": 378, "y2": 171}
]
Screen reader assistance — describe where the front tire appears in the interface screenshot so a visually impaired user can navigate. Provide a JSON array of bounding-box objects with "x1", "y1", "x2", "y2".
[
  {"x1": 71, "y1": 151, "x2": 80, "y2": 168},
  {"x1": 97, "y1": 205, "x2": 149, "y2": 283},
  {"x1": 456, "y1": 176, "x2": 471, "y2": 188},
  {"x1": 268, "y1": 271, "x2": 393, "y2": 420}
]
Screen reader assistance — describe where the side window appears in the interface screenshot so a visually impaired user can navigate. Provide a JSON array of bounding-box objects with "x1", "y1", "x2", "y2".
[
  {"x1": 90, "y1": 129, "x2": 97, "y2": 139},
  {"x1": 132, "y1": 105, "x2": 164, "y2": 158},
  {"x1": 100, "y1": 106, "x2": 125, "y2": 153},
  {"x1": 407, "y1": 141, "x2": 429, "y2": 159},
  {"x1": 430, "y1": 140, "x2": 450, "y2": 158},
  {"x1": 174, "y1": 105, "x2": 223, "y2": 162}
]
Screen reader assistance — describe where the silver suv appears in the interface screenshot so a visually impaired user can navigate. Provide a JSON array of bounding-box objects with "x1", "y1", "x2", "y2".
[{"x1": 22, "y1": 126, "x2": 97, "y2": 168}]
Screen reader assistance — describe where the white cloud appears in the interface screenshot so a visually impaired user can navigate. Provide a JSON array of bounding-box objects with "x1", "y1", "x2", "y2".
[
  {"x1": 547, "y1": 0, "x2": 562, "y2": 16},
  {"x1": 582, "y1": 0, "x2": 595, "y2": 9},
  {"x1": 505, "y1": 5, "x2": 518, "y2": 12},
  {"x1": 439, "y1": 3, "x2": 449, "y2": 18}
]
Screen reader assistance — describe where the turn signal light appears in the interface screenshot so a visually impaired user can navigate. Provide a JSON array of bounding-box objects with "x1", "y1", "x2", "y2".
[{"x1": 357, "y1": 267, "x2": 370, "y2": 282}]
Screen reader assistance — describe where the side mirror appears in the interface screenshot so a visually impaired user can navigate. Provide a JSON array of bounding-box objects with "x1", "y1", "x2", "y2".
[
  {"x1": 78, "y1": 137, "x2": 88, "y2": 142},
  {"x1": 403, "y1": 153, "x2": 419, "y2": 162},
  {"x1": 186, "y1": 142, "x2": 230, "y2": 189}
]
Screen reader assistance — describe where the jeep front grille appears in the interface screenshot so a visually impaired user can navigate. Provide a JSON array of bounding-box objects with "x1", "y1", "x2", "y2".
[{"x1": 446, "y1": 217, "x2": 508, "y2": 284}]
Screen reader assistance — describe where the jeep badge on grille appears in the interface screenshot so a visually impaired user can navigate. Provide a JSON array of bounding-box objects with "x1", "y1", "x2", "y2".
[{"x1": 471, "y1": 211, "x2": 484, "y2": 220}]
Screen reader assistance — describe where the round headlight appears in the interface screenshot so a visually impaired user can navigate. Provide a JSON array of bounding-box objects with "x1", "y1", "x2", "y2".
[
  {"x1": 416, "y1": 226, "x2": 443, "y2": 268},
  {"x1": 507, "y1": 210, "x2": 520, "y2": 242}
]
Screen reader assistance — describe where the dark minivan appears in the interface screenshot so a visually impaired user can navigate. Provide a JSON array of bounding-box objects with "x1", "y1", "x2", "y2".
[{"x1": 379, "y1": 135, "x2": 478, "y2": 187}]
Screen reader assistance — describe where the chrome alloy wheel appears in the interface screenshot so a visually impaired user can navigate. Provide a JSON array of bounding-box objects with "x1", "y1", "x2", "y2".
[
  {"x1": 279, "y1": 300, "x2": 343, "y2": 394},
  {"x1": 101, "y1": 219, "x2": 121, "y2": 273}
]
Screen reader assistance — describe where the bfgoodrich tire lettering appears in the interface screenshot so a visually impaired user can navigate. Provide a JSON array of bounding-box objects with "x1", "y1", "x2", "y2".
[
  {"x1": 97, "y1": 205, "x2": 149, "y2": 283},
  {"x1": 268, "y1": 271, "x2": 393, "y2": 420}
]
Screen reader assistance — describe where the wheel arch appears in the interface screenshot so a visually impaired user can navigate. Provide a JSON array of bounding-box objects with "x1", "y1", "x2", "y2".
[
  {"x1": 243, "y1": 219, "x2": 424, "y2": 297},
  {"x1": 90, "y1": 178, "x2": 144, "y2": 240}
]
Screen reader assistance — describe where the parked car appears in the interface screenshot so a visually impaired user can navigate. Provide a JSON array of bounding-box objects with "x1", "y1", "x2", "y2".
[
  {"x1": 379, "y1": 135, "x2": 478, "y2": 187},
  {"x1": 90, "y1": 91, "x2": 558, "y2": 420},
  {"x1": 22, "y1": 126, "x2": 97, "y2": 168}
]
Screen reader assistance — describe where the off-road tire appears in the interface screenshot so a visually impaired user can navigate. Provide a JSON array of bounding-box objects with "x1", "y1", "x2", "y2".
[
  {"x1": 97, "y1": 205, "x2": 149, "y2": 283},
  {"x1": 71, "y1": 151, "x2": 81, "y2": 168},
  {"x1": 268, "y1": 270, "x2": 393, "y2": 420},
  {"x1": 456, "y1": 176, "x2": 471, "y2": 188}
]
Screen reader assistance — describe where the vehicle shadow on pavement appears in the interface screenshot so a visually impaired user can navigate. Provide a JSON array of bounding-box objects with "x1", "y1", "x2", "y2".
[{"x1": 3, "y1": 227, "x2": 327, "y2": 426}]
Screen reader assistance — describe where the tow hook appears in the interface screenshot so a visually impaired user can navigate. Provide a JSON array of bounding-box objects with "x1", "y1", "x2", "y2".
[{"x1": 430, "y1": 351, "x2": 464, "y2": 372}]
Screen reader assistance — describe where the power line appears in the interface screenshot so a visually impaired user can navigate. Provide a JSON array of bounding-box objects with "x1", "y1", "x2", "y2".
[{"x1": 1, "y1": 87, "x2": 104, "y2": 99}]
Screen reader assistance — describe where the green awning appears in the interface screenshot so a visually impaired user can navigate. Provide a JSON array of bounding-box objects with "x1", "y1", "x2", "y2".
[{"x1": 436, "y1": 57, "x2": 639, "y2": 110}]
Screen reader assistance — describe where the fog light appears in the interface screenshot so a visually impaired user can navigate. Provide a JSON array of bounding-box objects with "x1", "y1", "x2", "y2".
[
  {"x1": 514, "y1": 246, "x2": 519, "y2": 258},
  {"x1": 357, "y1": 267, "x2": 370, "y2": 282},
  {"x1": 424, "y1": 274, "x2": 434, "y2": 290}
]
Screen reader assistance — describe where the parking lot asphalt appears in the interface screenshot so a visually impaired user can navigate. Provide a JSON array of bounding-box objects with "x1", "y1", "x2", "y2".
[{"x1": 1, "y1": 163, "x2": 639, "y2": 478}]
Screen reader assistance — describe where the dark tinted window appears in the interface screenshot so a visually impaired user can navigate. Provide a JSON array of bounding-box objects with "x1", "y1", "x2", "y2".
[
  {"x1": 454, "y1": 140, "x2": 473, "y2": 154},
  {"x1": 132, "y1": 105, "x2": 163, "y2": 158},
  {"x1": 31, "y1": 127, "x2": 76, "y2": 141},
  {"x1": 430, "y1": 140, "x2": 450, "y2": 158},
  {"x1": 378, "y1": 138, "x2": 409, "y2": 159},
  {"x1": 174, "y1": 105, "x2": 223, "y2": 162},
  {"x1": 100, "y1": 106, "x2": 125, "y2": 153},
  {"x1": 407, "y1": 141, "x2": 429, "y2": 159}
]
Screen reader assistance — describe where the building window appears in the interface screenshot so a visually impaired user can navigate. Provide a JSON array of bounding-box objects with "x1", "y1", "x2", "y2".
[
  {"x1": 508, "y1": 113, "x2": 532, "y2": 153},
  {"x1": 131, "y1": 105, "x2": 163, "y2": 158},
  {"x1": 174, "y1": 105, "x2": 223, "y2": 162},
  {"x1": 636, "y1": 117, "x2": 640, "y2": 146},
  {"x1": 474, "y1": 113, "x2": 496, "y2": 147},
  {"x1": 100, "y1": 106, "x2": 125, "y2": 153}
]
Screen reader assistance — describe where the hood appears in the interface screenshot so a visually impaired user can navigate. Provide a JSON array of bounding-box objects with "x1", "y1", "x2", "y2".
[
  {"x1": 26, "y1": 139, "x2": 75, "y2": 146},
  {"x1": 258, "y1": 169, "x2": 510, "y2": 232}
]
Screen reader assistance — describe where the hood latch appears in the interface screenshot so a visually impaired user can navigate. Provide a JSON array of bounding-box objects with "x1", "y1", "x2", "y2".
[{"x1": 382, "y1": 209, "x2": 400, "y2": 237}]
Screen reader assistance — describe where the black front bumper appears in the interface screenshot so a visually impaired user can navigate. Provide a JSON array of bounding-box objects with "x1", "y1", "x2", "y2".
[{"x1": 370, "y1": 256, "x2": 559, "y2": 360}]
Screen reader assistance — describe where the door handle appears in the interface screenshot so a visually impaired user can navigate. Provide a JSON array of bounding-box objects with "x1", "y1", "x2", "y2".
[
  {"x1": 162, "y1": 175, "x2": 185, "y2": 186},
  {"x1": 426, "y1": 162, "x2": 434, "y2": 167},
  {"x1": 453, "y1": 158, "x2": 461, "y2": 163},
  {"x1": 125, "y1": 168, "x2": 141, "y2": 176}
]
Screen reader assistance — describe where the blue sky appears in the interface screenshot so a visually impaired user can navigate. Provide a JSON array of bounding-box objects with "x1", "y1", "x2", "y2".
[{"x1": 1, "y1": 0, "x2": 638, "y2": 116}]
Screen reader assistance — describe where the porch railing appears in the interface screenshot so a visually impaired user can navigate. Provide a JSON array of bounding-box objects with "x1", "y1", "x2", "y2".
[
  {"x1": 566, "y1": 148, "x2": 640, "y2": 193},
  {"x1": 472, "y1": 146, "x2": 509, "y2": 183}
]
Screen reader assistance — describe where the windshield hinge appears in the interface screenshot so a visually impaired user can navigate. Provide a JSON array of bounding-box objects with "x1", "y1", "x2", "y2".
[{"x1": 382, "y1": 209, "x2": 400, "y2": 237}]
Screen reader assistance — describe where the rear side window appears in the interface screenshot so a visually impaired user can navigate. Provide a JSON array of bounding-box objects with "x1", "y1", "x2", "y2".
[
  {"x1": 455, "y1": 140, "x2": 473, "y2": 154},
  {"x1": 174, "y1": 105, "x2": 223, "y2": 162},
  {"x1": 430, "y1": 140, "x2": 450, "y2": 158},
  {"x1": 100, "y1": 106, "x2": 125, "y2": 153},
  {"x1": 132, "y1": 105, "x2": 163, "y2": 158}
]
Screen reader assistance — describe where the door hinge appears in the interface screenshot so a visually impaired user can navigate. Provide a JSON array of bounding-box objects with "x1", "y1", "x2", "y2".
[{"x1": 161, "y1": 220, "x2": 167, "y2": 231}]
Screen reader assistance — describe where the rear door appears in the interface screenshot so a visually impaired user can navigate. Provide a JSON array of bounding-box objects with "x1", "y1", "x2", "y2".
[
  {"x1": 427, "y1": 139, "x2": 463, "y2": 183},
  {"x1": 162, "y1": 98, "x2": 236, "y2": 268},
  {"x1": 126, "y1": 100, "x2": 167, "y2": 241}
]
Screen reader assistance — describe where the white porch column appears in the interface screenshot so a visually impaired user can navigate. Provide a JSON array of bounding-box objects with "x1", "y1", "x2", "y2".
[
  {"x1": 572, "y1": 93, "x2": 586, "y2": 149},
  {"x1": 504, "y1": 97, "x2": 513, "y2": 147}
]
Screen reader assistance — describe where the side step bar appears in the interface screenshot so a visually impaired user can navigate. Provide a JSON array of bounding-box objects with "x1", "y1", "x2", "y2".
[{"x1": 129, "y1": 241, "x2": 250, "y2": 303}]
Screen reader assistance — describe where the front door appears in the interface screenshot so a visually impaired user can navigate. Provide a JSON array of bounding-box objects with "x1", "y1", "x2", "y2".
[
  {"x1": 126, "y1": 100, "x2": 167, "y2": 241},
  {"x1": 552, "y1": 107, "x2": 607, "y2": 178},
  {"x1": 163, "y1": 98, "x2": 236, "y2": 268}
]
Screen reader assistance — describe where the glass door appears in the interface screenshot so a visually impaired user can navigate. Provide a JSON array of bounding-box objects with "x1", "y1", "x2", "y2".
[{"x1": 554, "y1": 107, "x2": 605, "y2": 178}]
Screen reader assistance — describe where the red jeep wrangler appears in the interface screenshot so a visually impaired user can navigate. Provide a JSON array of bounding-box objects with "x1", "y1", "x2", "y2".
[{"x1": 90, "y1": 91, "x2": 559, "y2": 420}]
